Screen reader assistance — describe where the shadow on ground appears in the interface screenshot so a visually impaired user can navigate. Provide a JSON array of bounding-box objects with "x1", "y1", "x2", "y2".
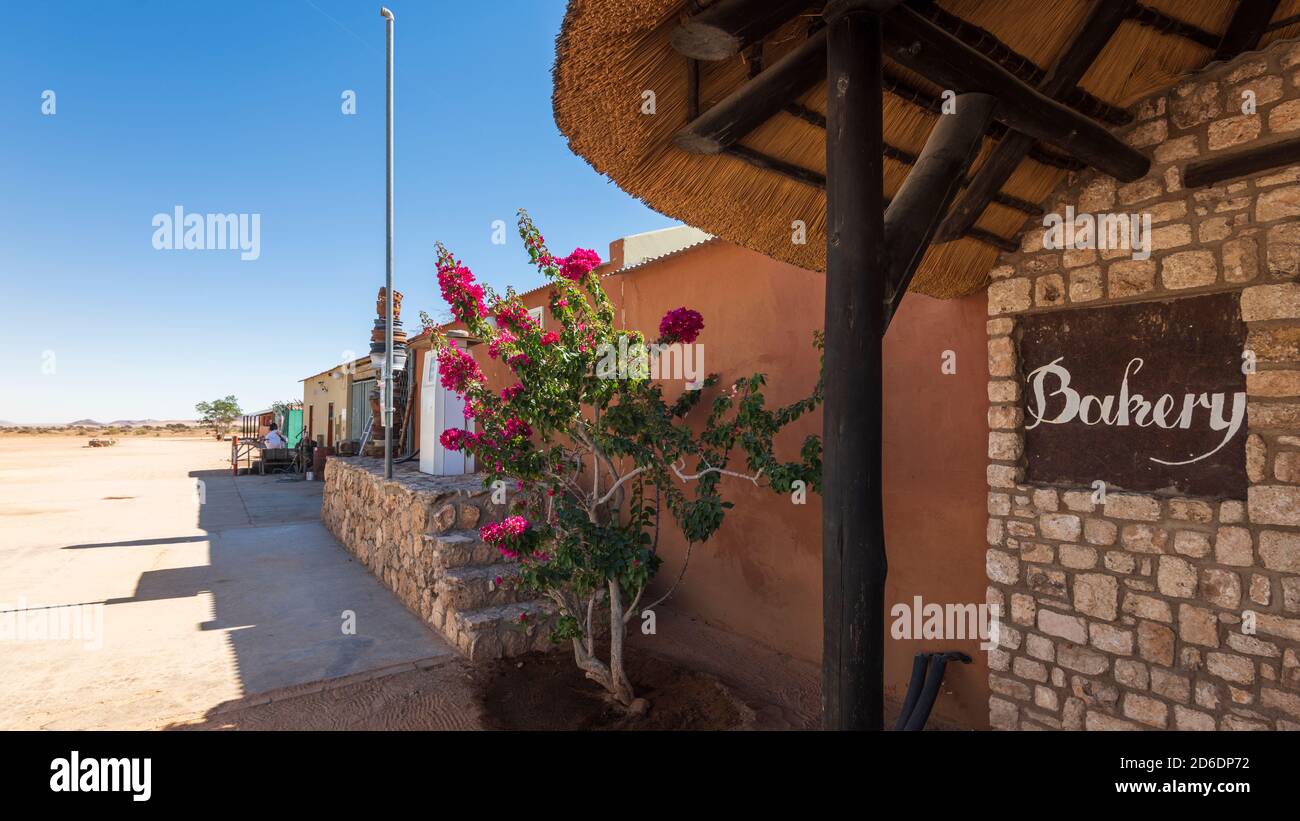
[{"x1": 51, "y1": 467, "x2": 453, "y2": 702}]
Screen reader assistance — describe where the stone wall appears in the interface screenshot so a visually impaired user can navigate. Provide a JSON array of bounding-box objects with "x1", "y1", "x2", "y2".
[
  {"x1": 321, "y1": 457, "x2": 554, "y2": 659},
  {"x1": 985, "y1": 39, "x2": 1300, "y2": 731}
]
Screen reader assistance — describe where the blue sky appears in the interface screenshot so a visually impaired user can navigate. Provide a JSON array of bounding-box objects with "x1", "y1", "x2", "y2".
[{"x1": 0, "y1": 0, "x2": 677, "y2": 423}]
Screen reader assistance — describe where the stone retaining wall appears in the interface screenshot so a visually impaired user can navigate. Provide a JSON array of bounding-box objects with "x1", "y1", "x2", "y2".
[{"x1": 321, "y1": 457, "x2": 554, "y2": 659}]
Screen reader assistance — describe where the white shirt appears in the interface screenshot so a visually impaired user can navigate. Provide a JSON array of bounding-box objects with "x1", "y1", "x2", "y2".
[{"x1": 265, "y1": 431, "x2": 287, "y2": 448}]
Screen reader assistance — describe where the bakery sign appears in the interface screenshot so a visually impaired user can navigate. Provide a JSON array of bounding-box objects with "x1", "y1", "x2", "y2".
[{"x1": 1017, "y1": 292, "x2": 1247, "y2": 498}]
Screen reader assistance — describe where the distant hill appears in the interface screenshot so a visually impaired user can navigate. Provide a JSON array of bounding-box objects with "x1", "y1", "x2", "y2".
[{"x1": 0, "y1": 418, "x2": 199, "y2": 428}]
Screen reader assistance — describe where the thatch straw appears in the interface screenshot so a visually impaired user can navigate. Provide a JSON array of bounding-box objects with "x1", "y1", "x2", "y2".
[{"x1": 553, "y1": 0, "x2": 1278, "y2": 298}]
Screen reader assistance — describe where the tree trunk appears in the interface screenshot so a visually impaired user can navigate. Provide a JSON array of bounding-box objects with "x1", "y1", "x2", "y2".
[{"x1": 607, "y1": 578, "x2": 635, "y2": 705}]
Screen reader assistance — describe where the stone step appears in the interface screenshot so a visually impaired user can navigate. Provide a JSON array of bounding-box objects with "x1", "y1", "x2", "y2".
[
  {"x1": 424, "y1": 530, "x2": 507, "y2": 570},
  {"x1": 434, "y1": 563, "x2": 530, "y2": 611},
  {"x1": 446, "y1": 600, "x2": 555, "y2": 660}
]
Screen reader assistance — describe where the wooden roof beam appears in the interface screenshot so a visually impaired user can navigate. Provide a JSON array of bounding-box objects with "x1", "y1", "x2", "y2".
[
  {"x1": 881, "y1": 70, "x2": 1085, "y2": 169},
  {"x1": 722, "y1": 143, "x2": 1016, "y2": 253},
  {"x1": 917, "y1": 3, "x2": 1130, "y2": 126},
  {"x1": 1215, "y1": 0, "x2": 1281, "y2": 61},
  {"x1": 1184, "y1": 134, "x2": 1300, "y2": 188},
  {"x1": 673, "y1": 5, "x2": 1098, "y2": 171},
  {"x1": 674, "y1": 27, "x2": 828, "y2": 154},
  {"x1": 1267, "y1": 12, "x2": 1300, "y2": 32},
  {"x1": 880, "y1": 5, "x2": 1150, "y2": 181},
  {"x1": 1126, "y1": 4, "x2": 1220, "y2": 50},
  {"x1": 934, "y1": 0, "x2": 1132, "y2": 243},
  {"x1": 782, "y1": 102, "x2": 1041, "y2": 216},
  {"x1": 670, "y1": 0, "x2": 817, "y2": 60},
  {"x1": 883, "y1": 92, "x2": 996, "y2": 329}
]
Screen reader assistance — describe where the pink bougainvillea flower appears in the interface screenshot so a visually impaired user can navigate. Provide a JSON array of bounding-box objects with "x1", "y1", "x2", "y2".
[
  {"x1": 487, "y1": 329, "x2": 517, "y2": 360},
  {"x1": 480, "y1": 515, "x2": 529, "y2": 545},
  {"x1": 482, "y1": 522, "x2": 524, "y2": 559},
  {"x1": 501, "y1": 417, "x2": 532, "y2": 440},
  {"x1": 494, "y1": 302, "x2": 536, "y2": 332},
  {"x1": 436, "y1": 345, "x2": 483, "y2": 393},
  {"x1": 540, "y1": 330, "x2": 559, "y2": 346},
  {"x1": 436, "y1": 258, "x2": 487, "y2": 322},
  {"x1": 558, "y1": 248, "x2": 601, "y2": 281},
  {"x1": 659, "y1": 307, "x2": 705, "y2": 344},
  {"x1": 440, "y1": 428, "x2": 466, "y2": 451},
  {"x1": 501, "y1": 383, "x2": 525, "y2": 402}
]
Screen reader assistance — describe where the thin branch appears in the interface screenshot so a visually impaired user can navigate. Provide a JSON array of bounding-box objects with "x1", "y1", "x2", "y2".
[
  {"x1": 595, "y1": 466, "x2": 647, "y2": 506},
  {"x1": 584, "y1": 592, "x2": 597, "y2": 656},
  {"x1": 641, "y1": 540, "x2": 696, "y2": 614},
  {"x1": 671, "y1": 458, "x2": 763, "y2": 485},
  {"x1": 622, "y1": 583, "x2": 646, "y2": 625}
]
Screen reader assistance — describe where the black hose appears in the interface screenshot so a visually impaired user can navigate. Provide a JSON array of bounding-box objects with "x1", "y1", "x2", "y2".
[
  {"x1": 893, "y1": 653, "x2": 930, "y2": 731},
  {"x1": 901, "y1": 651, "x2": 972, "y2": 731},
  {"x1": 903, "y1": 654, "x2": 950, "y2": 731}
]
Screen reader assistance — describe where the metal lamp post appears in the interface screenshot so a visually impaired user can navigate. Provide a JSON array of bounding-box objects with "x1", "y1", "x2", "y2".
[{"x1": 381, "y1": 5, "x2": 395, "y2": 480}]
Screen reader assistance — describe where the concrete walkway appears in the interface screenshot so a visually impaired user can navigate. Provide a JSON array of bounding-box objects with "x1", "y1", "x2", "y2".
[{"x1": 0, "y1": 436, "x2": 454, "y2": 729}]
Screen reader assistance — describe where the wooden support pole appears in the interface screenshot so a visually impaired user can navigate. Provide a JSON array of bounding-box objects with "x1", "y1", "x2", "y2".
[
  {"x1": 880, "y1": 5, "x2": 1150, "y2": 181},
  {"x1": 822, "y1": 0, "x2": 887, "y2": 732},
  {"x1": 1215, "y1": 0, "x2": 1281, "y2": 61},
  {"x1": 1183, "y1": 134, "x2": 1300, "y2": 188},
  {"x1": 670, "y1": 0, "x2": 813, "y2": 60},
  {"x1": 934, "y1": 0, "x2": 1132, "y2": 243},
  {"x1": 883, "y1": 92, "x2": 995, "y2": 329}
]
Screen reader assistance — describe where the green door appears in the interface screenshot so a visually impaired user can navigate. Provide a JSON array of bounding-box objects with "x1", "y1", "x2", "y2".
[{"x1": 284, "y1": 409, "x2": 303, "y2": 447}]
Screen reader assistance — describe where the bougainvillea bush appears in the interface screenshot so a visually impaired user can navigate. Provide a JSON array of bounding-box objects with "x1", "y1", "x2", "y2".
[{"x1": 428, "y1": 210, "x2": 823, "y2": 706}]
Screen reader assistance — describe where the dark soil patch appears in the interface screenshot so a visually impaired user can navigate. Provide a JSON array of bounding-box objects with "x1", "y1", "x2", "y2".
[{"x1": 477, "y1": 647, "x2": 747, "y2": 730}]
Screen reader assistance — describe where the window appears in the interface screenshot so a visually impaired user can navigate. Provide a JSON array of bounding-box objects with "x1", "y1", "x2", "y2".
[{"x1": 528, "y1": 306, "x2": 544, "y2": 327}]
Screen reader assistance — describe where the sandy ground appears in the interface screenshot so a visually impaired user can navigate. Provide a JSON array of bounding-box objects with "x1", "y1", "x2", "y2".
[
  {"x1": 0, "y1": 434, "x2": 828, "y2": 731},
  {"x1": 0, "y1": 435, "x2": 457, "y2": 730}
]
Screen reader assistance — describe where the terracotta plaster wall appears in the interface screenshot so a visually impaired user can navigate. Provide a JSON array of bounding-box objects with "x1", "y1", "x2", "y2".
[{"x1": 430, "y1": 239, "x2": 991, "y2": 727}]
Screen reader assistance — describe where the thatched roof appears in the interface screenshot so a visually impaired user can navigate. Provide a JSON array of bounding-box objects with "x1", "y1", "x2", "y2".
[{"x1": 553, "y1": 0, "x2": 1300, "y2": 298}]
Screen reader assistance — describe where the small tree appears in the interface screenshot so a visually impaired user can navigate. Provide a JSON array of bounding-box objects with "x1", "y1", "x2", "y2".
[
  {"x1": 430, "y1": 211, "x2": 822, "y2": 706},
  {"x1": 195, "y1": 395, "x2": 241, "y2": 439},
  {"x1": 270, "y1": 399, "x2": 300, "y2": 418}
]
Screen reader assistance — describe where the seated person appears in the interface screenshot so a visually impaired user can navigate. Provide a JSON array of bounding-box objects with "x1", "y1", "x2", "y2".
[{"x1": 264, "y1": 422, "x2": 287, "y2": 449}]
